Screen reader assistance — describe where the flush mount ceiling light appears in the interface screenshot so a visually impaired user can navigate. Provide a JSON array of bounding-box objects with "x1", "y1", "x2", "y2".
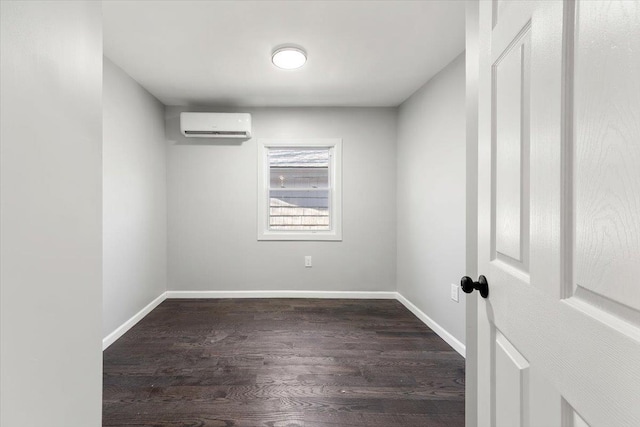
[{"x1": 271, "y1": 46, "x2": 307, "y2": 70}]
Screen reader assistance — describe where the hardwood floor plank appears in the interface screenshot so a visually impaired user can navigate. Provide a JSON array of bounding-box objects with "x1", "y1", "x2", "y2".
[{"x1": 103, "y1": 299, "x2": 465, "y2": 426}]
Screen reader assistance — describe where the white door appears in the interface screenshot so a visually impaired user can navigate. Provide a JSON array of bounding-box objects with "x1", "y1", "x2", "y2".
[{"x1": 474, "y1": 1, "x2": 640, "y2": 426}]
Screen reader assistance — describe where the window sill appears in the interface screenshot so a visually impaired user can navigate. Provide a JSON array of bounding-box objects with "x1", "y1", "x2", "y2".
[{"x1": 257, "y1": 231, "x2": 342, "y2": 241}]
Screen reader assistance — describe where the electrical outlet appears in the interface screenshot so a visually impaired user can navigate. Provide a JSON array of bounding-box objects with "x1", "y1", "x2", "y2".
[
  {"x1": 450, "y1": 283, "x2": 459, "y2": 302},
  {"x1": 305, "y1": 256, "x2": 312, "y2": 268}
]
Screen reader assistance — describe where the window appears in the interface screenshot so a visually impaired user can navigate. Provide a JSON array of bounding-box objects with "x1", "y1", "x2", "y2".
[{"x1": 258, "y1": 139, "x2": 342, "y2": 241}]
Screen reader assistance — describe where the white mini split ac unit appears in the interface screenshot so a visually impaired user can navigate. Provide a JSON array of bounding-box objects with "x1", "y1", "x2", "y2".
[{"x1": 180, "y1": 112, "x2": 252, "y2": 139}]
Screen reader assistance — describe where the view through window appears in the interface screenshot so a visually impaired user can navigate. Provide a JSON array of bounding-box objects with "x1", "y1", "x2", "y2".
[{"x1": 268, "y1": 148, "x2": 331, "y2": 231}]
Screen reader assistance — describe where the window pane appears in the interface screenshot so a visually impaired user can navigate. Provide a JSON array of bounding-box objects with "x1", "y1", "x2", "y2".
[
  {"x1": 269, "y1": 148, "x2": 329, "y2": 189},
  {"x1": 269, "y1": 189, "x2": 330, "y2": 231}
]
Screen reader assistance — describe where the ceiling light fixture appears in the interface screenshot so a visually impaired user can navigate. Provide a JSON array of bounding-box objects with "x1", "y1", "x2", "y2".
[{"x1": 272, "y1": 46, "x2": 307, "y2": 70}]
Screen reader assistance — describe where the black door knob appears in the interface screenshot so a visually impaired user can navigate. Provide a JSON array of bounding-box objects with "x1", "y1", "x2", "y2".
[{"x1": 461, "y1": 275, "x2": 489, "y2": 298}]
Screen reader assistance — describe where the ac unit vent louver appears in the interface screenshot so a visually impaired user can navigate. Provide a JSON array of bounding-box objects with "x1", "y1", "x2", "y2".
[{"x1": 180, "y1": 113, "x2": 252, "y2": 139}]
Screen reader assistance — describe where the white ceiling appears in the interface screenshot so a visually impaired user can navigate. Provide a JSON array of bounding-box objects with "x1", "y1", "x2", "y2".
[{"x1": 103, "y1": 1, "x2": 465, "y2": 107}]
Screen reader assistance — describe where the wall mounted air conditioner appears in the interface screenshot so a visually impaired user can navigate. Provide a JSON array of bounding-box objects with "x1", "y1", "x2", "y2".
[{"x1": 180, "y1": 112, "x2": 252, "y2": 139}]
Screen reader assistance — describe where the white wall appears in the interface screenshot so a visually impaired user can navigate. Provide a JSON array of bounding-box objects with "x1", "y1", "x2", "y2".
[
  {"x1": 0, "y1": 2, "x2": 103, "y2": 426},
  {"x1": 166, "y1": 107, "x2": 397, "y2": 293},
  {"x1": 103, "y1": 58, "x2": 167, "y2": 338},
  {"x1": 397, "y1": 53, "x2": 467, "y2": 345}
]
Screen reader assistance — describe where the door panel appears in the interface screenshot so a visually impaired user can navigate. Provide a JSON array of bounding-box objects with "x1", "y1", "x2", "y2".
[
  {"x1": 476, "y1": 1, "x2": 640, "y2": 426},
  {"x1": 562, "y1": 399, "x2": 591, "y2": 427},
  {"x1": 572, "y1": 412, "x2": 589, "y2": 427},
  {"x1": 492, "y1": 18, "x2": 531, "y2": 272},
  {"x1": 495, "y1": 331, "x2": 529, "y2": 427},
  {"x1": 573, "y1": 0, "x2": 640, "y2": 316},
  {"x1": 493, "y1": 25, "x2": 530, "y2": 265}
]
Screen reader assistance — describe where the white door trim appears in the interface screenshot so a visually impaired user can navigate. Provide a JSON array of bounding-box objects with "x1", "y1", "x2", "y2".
[{"x1": 465, "y1": 1, "x2": 480, "y2": 426}]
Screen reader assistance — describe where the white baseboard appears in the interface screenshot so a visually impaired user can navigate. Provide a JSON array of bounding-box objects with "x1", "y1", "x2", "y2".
[
  {"x1": 165, "y1": 290, "x2": 397, "y2": 299},
  {"x1": 395, "y1": 292, "x2": 466, "y2": 357},
  {"x1": 103, "y1": 290, "x2": 465, "y2": 358},
  {"x1": 102, "y1": 292, "x2": 167, "y2": 350}
]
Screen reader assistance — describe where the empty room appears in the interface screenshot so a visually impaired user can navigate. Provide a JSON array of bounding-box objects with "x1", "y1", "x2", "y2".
[{"x1": 1, "y1": 1, "x2": 639, "y2": 427}]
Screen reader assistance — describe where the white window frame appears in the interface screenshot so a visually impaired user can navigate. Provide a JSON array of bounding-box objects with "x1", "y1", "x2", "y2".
[{"x1": 257, "y1": 138, "x2": 342, "y2": 241}]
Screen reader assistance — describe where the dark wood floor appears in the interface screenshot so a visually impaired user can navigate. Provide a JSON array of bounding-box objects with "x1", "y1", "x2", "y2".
[{"x1": 103, "y1": 299, "x2": 465, "y2": 426}]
